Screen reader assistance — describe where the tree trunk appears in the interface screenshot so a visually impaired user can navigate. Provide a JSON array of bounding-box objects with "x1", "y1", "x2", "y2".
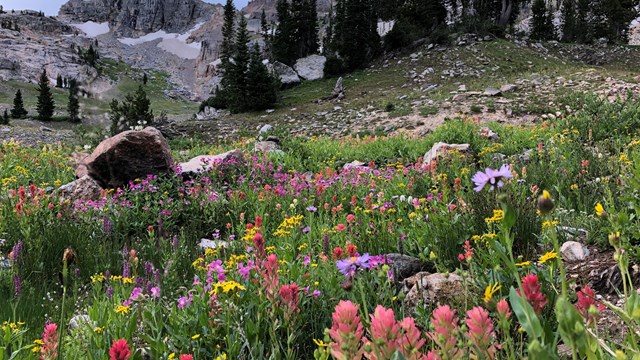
[{"x1": 499, "y1": 0, "x2": 514, "y2": 26}]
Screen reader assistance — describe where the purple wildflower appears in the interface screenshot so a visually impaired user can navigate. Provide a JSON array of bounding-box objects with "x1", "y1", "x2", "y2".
[
  {"x1": 129, "y1": 287, "x2": 143, "y2": 300},
  {"x1": 106, "y1": 286, "x2": 113, "y2": 299},
  {"x1": 471, "y1": 164, "x2": 513, "y2": 192},
  {"x1": 312, "y1": 290, "x2": 321, "y2": 298},
  {"x1": 306, "y1": 206, "x2": 317, "y2": 212},
  {"x1": 336, "y1": 253, "x2": 371, "y2": 278},
  {"x1": 303, "y1": 254, "x2": 311, "y2": 266},
  {"x1": 10, "y1": 241, "x2": 24, "y2": 265},
  {"x1": 177, "y1": 293, "x2": 193, "y2": 309},
  {"x1": 302, "y1": 226, "x2": 311, "y2": 234},
  {"x1": 150, "y1": 287, "x2": 160, "y2": 299},
  {"x1": 13, "y1": 275, "x2": 21, "y2": 297}
]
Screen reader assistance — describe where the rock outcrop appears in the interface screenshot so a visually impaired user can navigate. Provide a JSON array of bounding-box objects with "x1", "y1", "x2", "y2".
[
  {"x1": 79, "y1": 127, "x2": 174, "y2": 189},
  {"x1": 59, "y1": 0, "x2": 216, "y2": 37},
  {"x1": 294, "y1": 55, "x2": 326, "y2": 81}
]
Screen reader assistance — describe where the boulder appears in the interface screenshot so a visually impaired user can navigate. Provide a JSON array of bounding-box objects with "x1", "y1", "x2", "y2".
[
  {"x1": 343, "y1": 160, "x2": 369, "y2": 170},
  {"x1": 384, "y1": 253, "x2": 435, "y2": 282},
  {"x1": 259, "y1": 124, "x2": 274, "y2": 134},
  {"x1": 179, "y1": 150, "x2": 245, "y2": 175},
  {"x1": 403, "y1": 272, "x2": 465, "y2": 313},
  {"x1": 71, "y1": 151, "x2": 90, "y2": 178},
  {"x1": 500, "y1": 84, "x2": 517, "y2": 93},
  {"x1": 196, "y1": 106, "x2": 220, "y2": 120},
  {"x1": 57, "y1": 175, "x2": 104, "y2": 203},
  {"x1": 272, "y1": 61, "x2": 300, "y2": 86},
  {"x1": 560, "y1": 241, "x2": 590, "y2": 262},
  {"x1": 483, "y1": 87, "x2": 502, "y2": 96},
  {"x1": 423, "y1": 142, "x2": 471, "y2": 165},
  {"x1": 255, "y1": 141, "x2": 279, "y2": 153},
  {"x1": 480, "y1": 127, "x2": 499, "y2": 141},
  {"x1": 294, "y1": 55, "x2": 326, "y2": 81},
  {"x1": 80, "y1": 127, "x2": 174, "y2": 189}
]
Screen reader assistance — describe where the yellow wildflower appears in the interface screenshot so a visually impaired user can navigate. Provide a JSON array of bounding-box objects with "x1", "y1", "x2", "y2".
[
  {"x1": 168, "y1": 353, "x2": 176, "y2": 359},
  {"x1": 484, "y1": 209, "x2": 504, "y2": 224},
  {"x1": 542, "y1": 220, "x2": 559, "y2": 230},
  {"x1": 215, "y1": 353, "x2": 227, "y2": 360},
  {"x1": 191, "y1": 334, "x2": 200, "y2": 340},
  {"x1": 484, "y1": 283, "x2": 501, "y2": 304},
  {"x1": 515, "y1": 261, "x2": 531, "y2": 267},
  {"x1": 539, "y1": 251, "x2": 559, "y2": 264},
  {"x1": 595, "y1": 203, "x2": 606, "y2": 218},
  {"x1": 570, "y1": 184, "x2": 578, "y2": 191},
  {"x1": 91, "y1": 273, "x2": 106, "y2": 283},
  {"x1": 619, "y1": 153, "x2": 632, "y2": 166},
  {"x1": 94, "y1": 327, "x2": 104, "y2": 333},
  {"x1": 313, "y1": 339, "x2": 329, "y2": 347},
  {"x1": 115, "y1": 305, "x2": 130, "y2": 315},
  {"x1": 122, "y1": 277, "x2": 134, "y2": 284}
]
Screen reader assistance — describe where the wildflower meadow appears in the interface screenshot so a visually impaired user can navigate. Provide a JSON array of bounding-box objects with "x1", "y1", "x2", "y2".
[{"x1": 2, "y1": 93, "x2": 640, "y2": 359}]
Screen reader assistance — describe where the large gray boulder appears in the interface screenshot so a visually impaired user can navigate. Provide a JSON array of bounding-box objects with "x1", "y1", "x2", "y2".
[
  {"x1": 403, "y1": 272, "x2": 465, "y2": 313},
  {"x1": 79, "y1": 127, "x2": 174, "y2": 189},
  {"x1": 57, "y1": 175, "x2": 103, "y2": 204},
  {"x1": 179, "y1": 150, "x2": 245, "y2": 175},
  {"x1": 294, "y1": 55, "x2": 326, "y2": 81},
  {"x1": 272, "y1": 61, "x2": 300, "y2": 86}
]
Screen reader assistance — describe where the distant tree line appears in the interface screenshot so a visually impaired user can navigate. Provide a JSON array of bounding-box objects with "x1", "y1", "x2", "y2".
[{"x1": 0, "y1": 19, "x2": 20, "y2": 31}]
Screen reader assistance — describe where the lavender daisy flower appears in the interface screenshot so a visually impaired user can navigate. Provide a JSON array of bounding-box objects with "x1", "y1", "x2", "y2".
[
  {"x1": 306, "y1": 206, "x2": 318, "y2": 212},
  {"x1": 471, "y1": 164, "x2": 513, "y2": 192},
  {"x1": 301, "y1": 226, "x2": 311, "y2": 234},
  {"x1": 336, "y1": 253, "x2": 371, "y2": 278}
]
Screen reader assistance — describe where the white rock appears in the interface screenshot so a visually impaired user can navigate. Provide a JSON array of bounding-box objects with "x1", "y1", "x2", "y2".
[
  {"x1": 560, "y1": 241, "x2": 590, "y2": 262},
  {"x1": 198, "y1": 239, "x2": 228, "y2": 250},
  {"x1": 294, "y1": 55, "x2": 326, "y2": 81}
]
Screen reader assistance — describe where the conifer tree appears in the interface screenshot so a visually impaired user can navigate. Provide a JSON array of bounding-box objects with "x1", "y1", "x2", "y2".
[
  {"x1": 575, "y1": 0, "x2": 592, "y2": 43},
  {"x1": 56, "y1": 74, "x2": 63, "y2": 88},
  {"x1": 273, "y1": 0, "x2": 296, "y2": 64},
  {"x1": 214, "y1": 0, "x2": 237, "y2": 108},
  {"x1": 36, "y1": 70, "x2": 55, "y2": 121},
  {"x1": 11, "y1": 89, "x2": 28, "y2": 119},
  {"x1": 228, "y1": 16, "x2": 251, "y2": 113},
  {"x1": 561, "y1": 0, "x2": 576, "y2": 42},
  {"x1": 142, "y1": 73, "x2": 148, "y2": 85},
  {"x1": 531, "y1": 0, "x2": 554, "y2": 40},
  {"x1": 332, "y1": 0, "x2": 380, "y2": 70},
  {"x1": 109, "y1": 85, "x2": 153, "y2": 134},
  {"x1": 1, "y1": 109, "x2": 9, "y2": 125},
  {"x1": 246, "y1": 44, "x2": 279, "y2": 111},
  {"x1": 67, "y1": 80, "x2": 80, "y2": 123},
  {"x1": 260, "y1": 9, "x2": 272, "y2": 58}
]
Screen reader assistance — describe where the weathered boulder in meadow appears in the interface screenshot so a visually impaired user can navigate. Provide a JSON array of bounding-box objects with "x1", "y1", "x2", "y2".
[
  {"x1": 403, "y1": 272, "x2": 465, "y2": 313},
  {"x1": 384, "y1": 253, "x2": 436, "y2": 282},
  {"x1": 423, "y1": 142, "x2": 471, "y2": 165},
  {"x1": 179, "y1": 150, "x2": 245, "y2": 175},
  {"x1": 272, "y1": 61, "x2": 301, "y2": 87},
  {"x1": 79, "y1": 127, "x2": 174, "y2": 189},
  {"x1": 57, "y1": 175, "x2": 103, "y2": 203},
  {"x1": 560, "y1": 241, "x2": 590, "y2": 262},
  {"x1": 294, "y1": 55, "x2": 326, "y2": 81},
  {"x1": 71, "y1": 151, "x2": 91, "y2": 179}
]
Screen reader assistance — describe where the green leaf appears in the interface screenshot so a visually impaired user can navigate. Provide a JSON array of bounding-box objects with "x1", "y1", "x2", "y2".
[{"x1": 509, "y1": 287, "x2": 543, "y2": 340}]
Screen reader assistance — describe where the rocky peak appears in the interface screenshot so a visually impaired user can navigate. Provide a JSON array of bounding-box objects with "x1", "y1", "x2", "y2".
[
  {"x1": 58, "y1": 0, "x2": 217, "y2": 37},
  {"x1": 242, "y1": 0, "x2": 334, "y2": 21}
]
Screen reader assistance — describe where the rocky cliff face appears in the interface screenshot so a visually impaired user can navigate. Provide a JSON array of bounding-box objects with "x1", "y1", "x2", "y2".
[
  {"x1": 0, "y1": 13, "x2": 98, "y2": 85},
  {"x1": 242, "y1": 0, "x2": 334, "y2": 21},
  {"x1": 58, "y1": 0, "x2": 216, "y2": 37}
]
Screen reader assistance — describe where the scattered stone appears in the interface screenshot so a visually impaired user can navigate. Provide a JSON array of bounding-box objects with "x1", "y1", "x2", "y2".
[
  {"x1": 196, "y1": 106, "x2": 220, "y2": 120},
  {"x1": 500, "y1": 84, "x2": 518, "y2": 93},
  {"x1": 198, "y1": 238, "x2": 229, "y2": 250},
  {"x1": 40, "y1": 126, "x2": 54, "y2": 132},
  {"x1": 458, "y1": 85, "x2": 467, "y2": 92},
  {"x1": 560, "y1": 241, "x2": 590, "y2": 262},
  {"x1": 422, "y1": 84, "x2": 438, "y2": 91},
  {"x1": 423, "y1": 142, "x2": 471, "y2": 165},
  {"x1": 179, "y1": 150, "x2": 245, "y2": 175},
  {"x1": 452, "y1": 93, "x2": 469, "y2": 102},
  {"x1": 480, "y1": 127, "x2": 499, "y2": 141},
  {"x1": 259, "y1": 124, "x2": 273, "y2": 134},
  {"x1": 403, "y1": 272, "x2": 465, "y2": 313},
  {"x1": 483, "y1": 87, "x2": 502, "y2": 96},
  {"x1": 57, "y1": 175, "x2": 104, "y2": 204},
  {"x1": 255, "y1": 141, "x2": 279, "y2": 153},
  {"x1": 71, "y1": 151, "x2": 90, "y2": 178},
  {"x1": 80, "y1": 127, "x2": 174, "y2": 189},
  {"x1": 272, "y1": 61, "x2": 301, "y2": 86},
  {"x1": 384, "y1": 253, "x2": 436, "y2": 282},
  {"x1": 294, "y1": 54, "x2": 326, "y2": 81}
]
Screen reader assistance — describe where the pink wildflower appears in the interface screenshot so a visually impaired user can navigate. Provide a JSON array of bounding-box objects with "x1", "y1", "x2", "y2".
[
  {"x1": 428, "y1": 305, "x2": 460, "y2": 359},
  {"x1": 179, "y1": 355, "x2": 194, "y2": 360},
  {"x1": 346, "y1": 214, "x2": 356, "y2": 223},
  {"x1": 398, "y1": 317, "x2": 427, "y2": 360},
  {"x1": 496, "y1": 299, "x2": 512, "y2": 319},
  {"x1": 365, "y1": 306, "x2": 402, "y2": 359},
  {"x1": 279, "y1": 283, "x2": 300, "y2": 317},
  {"x1": 465, "y1": 306, "x2": 498, "y2": 358},
  {"x1": 517, "y1": 274, "x2": 548, "y2": 315},
  {"x1": 40, "y1": 322, "x2": 58, "y2": 360},
  {"x1": 576, "y1": 285, "x2": 605, "y2": 323},
  {"x1": 328, "y1": 300, "x2": 364, "y2": 360},
  {"x1": 109, "y1": 339, "x2": 131, "y2": 360}
]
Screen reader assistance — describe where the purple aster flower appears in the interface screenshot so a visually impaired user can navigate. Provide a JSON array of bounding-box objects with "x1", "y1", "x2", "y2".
[
  {"x1": 237, "y1": 263, "x2": 251, "y2": 281},
  {"x1": 306, "y1": 206, "x2": 317, "y2": 212},
  {"x1": 192, "y1": 275, "x2": 201, "y2": 286},
  {"x1": 312, "y1": 290, "x2": 321, "y2": 298},
  {"x1": 471, "y1": 164, "x2": 513, "y2": 192},
  {"x1": 336, "y1": 253, "x2": 371, "y2": 278},
  {"x1": 302, "y1": 226, "x2": 311, "y2": 234},
  {"x1": 106, "y1": 286, "x2": 113, "y2": 299},
  {"x1": 150, "y1": 287, "x2": 160, "y2": 299},
  {"x1": 303, "y1": 254, "x2": 310, "y2": 266}
]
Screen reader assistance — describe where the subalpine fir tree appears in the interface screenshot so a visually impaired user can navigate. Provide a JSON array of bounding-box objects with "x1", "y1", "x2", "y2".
[
  {"x1": 245, "y1": 44, "x2": 279, "y2": 111},
  {"x1": 11, "y1": 89, "x2": 28, "y2": 119},
  {"x1": 36, "y1": 70, "x2": 55, "y2": 121},
  {"x1": 561, "y1": 0, "x2": 577, "y2": 42},
  {"x1": 228, "y1": 16, "x2": 251, "y2": 113},
  {"x1": 531, "y1": 0, "x2": 555, "y2": 41},
  {"x1": 1, "y1": 109, "x2": 9, "y2": 125},
  {"x1": 332, "y1": 0, "x2": 380, "y2": 70},
  {"x1": 575, "y1": 0, "x2": 592, "y2": 43},
  {"x1": 56, "y1": 74, "x2": 63, "y2": 88},
  {"x1": 273, "y1": 0, "x2": 296, "y2": 64},
  {"x1": 67, "y1": 80, "x2": 80, "y2": 123},
  {"x1": 214, "y1": 0, "x2": 237, "y2": 108},
  {"x1": 109, "y1": 85, "x2": 153, "y2": 134}
]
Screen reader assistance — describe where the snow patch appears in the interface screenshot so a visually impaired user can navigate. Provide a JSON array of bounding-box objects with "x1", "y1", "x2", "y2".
[
  {"x1": 118, "y1": 22, "x2": 205, "y2": 60},
  {"x1": 71, "y1": 22, "x2": 110, "y2": 38}
]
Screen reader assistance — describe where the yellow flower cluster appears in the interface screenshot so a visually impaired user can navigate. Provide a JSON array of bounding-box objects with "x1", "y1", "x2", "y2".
[
  {"x1": 542, "y1": 220, "x2": 559, "y2": 230},
  {"x1": 91, "y1": 273, "x2": 106, "y2": 283},
  {"x1": 242, "y1": 226, "x2": 259, "y2": 242},
  {"x1": 211, "y1": 280, "x2": 246, "y2": 294},
  {"x1": 273, "y1": 215, "x2": 304, "y2": 237},
  {"x1": 1, "y1": 321, "x2": 25, "y2": 334},
  {"x1": 485, "y1": 209, "x2": 504, "y2": 224},
  {"x1": 225, "y1": 254, "x2": 248, "y2": 268},
  {"x1": 479, "y1": 143, "x2": 504, "y2": 158},
  {"x1": 192, "y1": 257, "x2": 208, "y2": 271},
  {"x1": 539, "y1": 251, "x2": 559, "y2": 264},
  {"x1": 619, "y1": 153, "x2": 632, "y2": 166},
  {"x1": 115, "y1": 305, "x2": 130, "y2": 315},
  {"x1": 1, "y1": 176, "x2": 17, "y2": 187}
]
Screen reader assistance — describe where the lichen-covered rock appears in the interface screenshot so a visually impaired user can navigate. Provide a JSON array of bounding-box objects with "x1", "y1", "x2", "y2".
[
  {"x1": 403, "y1": 272, "x2": 465, "y2": 314},
  {"x1": 80, "y1": 127, "x2": 174, "y2": 188},
  {"x1": 294, "y1": 55, "x2": 326, "y2": 81},
  {"x1": 57, "y1": 175, "x2": 104, "y2": 203}
]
